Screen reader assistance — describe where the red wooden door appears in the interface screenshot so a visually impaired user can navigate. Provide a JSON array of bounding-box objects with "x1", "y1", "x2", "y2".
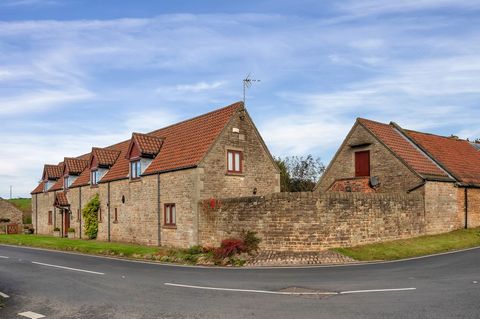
[
  {"x1": 355, "y1": 151, "x2": 370, "y2": 177},
  {"x1": 64, "y1": 210, "x2": 70, "y2": 237}
]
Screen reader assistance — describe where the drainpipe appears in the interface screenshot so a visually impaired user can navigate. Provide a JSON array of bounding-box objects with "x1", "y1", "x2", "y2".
[
  {"x1": 107, "y1": 182, "x2": 111, "y2": 242},
  {"x1": 79, "y1": 187, "x2": 82, "y2": 239},
  {"x1": 464, "y1": 188, "x2": 468, "y2": 229},
  {"x1": 35, "y1": 194, "x2": 38, "y2": 234},
  {"x1": 157, "y1": 173, "x2": 161, "y2": 246}
]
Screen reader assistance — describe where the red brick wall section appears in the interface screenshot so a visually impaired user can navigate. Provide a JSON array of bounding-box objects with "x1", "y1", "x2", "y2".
[
  {"x1": 329, "y1": 177, "x2": 375, "y2": 193},
  {"x1": 198, "y1": 192, "x2": 426, "y2": 251}
]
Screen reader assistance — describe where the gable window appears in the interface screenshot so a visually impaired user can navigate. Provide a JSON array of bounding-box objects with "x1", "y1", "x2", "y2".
[
  {"x1": 164, "y1": 203, "x2": 176, "y2": 226},
  {"x1": 48, "y1": 211, "x2": 52, "y2": 225},
  {"x1": 91, "y1": 170, "x2": 99, "y2": 186},
  {"x1": 130, "y1": 160, "x2": 141, "y2": 179},
  {"x1": 355, "y1": 150, "x2": 370, "y2": 177},
  {"x1": 227, "y1": 150, "x2": 243, "y2": 173}
]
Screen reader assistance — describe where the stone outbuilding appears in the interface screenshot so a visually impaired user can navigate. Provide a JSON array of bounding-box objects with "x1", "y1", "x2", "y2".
[
  {"x1": 0, "y1": 198, "x2": 23, "y2": 225},
  {"x1": 316, "y1": 118, "x2": 480, "y2": 234},
  {"x1": 31, "y1": 102, "x2": 280, "y2": 247}
]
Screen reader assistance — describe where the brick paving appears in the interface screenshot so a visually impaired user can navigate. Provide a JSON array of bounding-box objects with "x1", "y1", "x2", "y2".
[{"x1": 246, "y1": 250, "x2": 356, "y2": 266}]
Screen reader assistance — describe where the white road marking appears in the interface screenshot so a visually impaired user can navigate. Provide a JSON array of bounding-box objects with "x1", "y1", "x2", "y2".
[
  {"x1": 0, "y1": 291, "x2": 9, "y2": 298},
  {"x1": 164, "y1": 283, "x2": 337, "y2": 295},
  {"x1": 165, "y1": 283, "x2": 417, "y2": 296},
  {"x1": 31, "y1": 261, "x2": 105, "y2": 275},
  {"x1": 0, "y1": 255, "x2": 9, "y2": 259},
  {"x1": 18, "y1": 311, "x2": 46, "y2": 319},
  {"x1": 340, "y1": 288, "x2": 417, "y2": 294}
]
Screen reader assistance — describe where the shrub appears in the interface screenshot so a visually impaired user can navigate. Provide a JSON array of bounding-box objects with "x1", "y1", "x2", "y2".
[
  {"x1": 241, "y1": 230, "x2": 261, "y2": 253},
  {"x1": 82, "y1": 194, "x2": 100, "y2": 239},
  {"x1": 67, "y1": 227, "x2": 75, "y2": 233},
  {"x1": 215, "y1": 238, "x2": 246, "y2": 259},
  {"x1": 23, "y1": 216, "x2": 32, "y2": 224},
  {"x1": 53, "y1": 227, "x2": 60, "y2": 231}
]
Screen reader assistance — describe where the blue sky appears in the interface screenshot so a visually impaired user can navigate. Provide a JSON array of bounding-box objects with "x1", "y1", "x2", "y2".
[{"x1": 1, "y1": 0, "x2": 480, "y2": 198}]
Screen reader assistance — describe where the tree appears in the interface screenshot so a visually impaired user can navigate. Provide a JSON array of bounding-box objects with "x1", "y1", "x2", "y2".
[
  {"x1": 82, "y1": 194, "x2": 100, "y2": 239},
  {"x1": 275, "y1": 155, "x2": 325, "y2": 192}
]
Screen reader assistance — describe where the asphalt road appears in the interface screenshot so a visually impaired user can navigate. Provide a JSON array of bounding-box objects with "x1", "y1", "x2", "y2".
[{"x1": 0, "y1": 245, "x2": 479, "y2": 319}]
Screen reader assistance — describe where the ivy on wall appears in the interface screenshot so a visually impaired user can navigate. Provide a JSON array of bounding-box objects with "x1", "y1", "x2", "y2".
[{"x1": 82, "y1": 194, "x2": 100, "y2": 239}]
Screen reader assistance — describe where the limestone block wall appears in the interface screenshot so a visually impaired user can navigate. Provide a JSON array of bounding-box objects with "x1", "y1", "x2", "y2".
[
  {"x1": 0, "y1": 199, "x2": 23, "y2": 224},
  {"x1": 317, "y1": 124, "x2": 423, "y2": 193},
  {"x1": 199, "y1": 192, "x2": 426, "y2": 251},
  {"x1": 199, "y1": 110, "x2": 280, "y2": 200},
  {"x1": 422, "y1": 181, "x2": 462, "y2": 234},
  {"x1": 456, "y1": 187, "x2": 480, "y2": 229}
]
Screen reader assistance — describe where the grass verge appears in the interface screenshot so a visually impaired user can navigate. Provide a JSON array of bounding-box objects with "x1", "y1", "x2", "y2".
[
  {"x1": 0, "y1": 234, "x2": 249, "y2": 266},
  {"x1": 333, "y1": 227, "x2": 480, "y2": 261}
]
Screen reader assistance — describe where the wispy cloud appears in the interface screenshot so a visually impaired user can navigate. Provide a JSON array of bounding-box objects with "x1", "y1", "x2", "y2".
[{"x1": 1, "y1": 0, "x2": 61, "y2": 7}]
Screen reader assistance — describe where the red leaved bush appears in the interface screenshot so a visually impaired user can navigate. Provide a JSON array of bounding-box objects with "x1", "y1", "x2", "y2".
[{"x1": 214, "y1": 238, "x2": 246, "y2": 259}]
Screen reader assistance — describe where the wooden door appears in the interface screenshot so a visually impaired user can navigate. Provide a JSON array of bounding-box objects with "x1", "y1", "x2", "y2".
[
  {"x1": 64, "y1": 210, "x2": 70, "y2": 237},
  {"x1": 355, "y1": 151, "x2": 370, "y2": 177}
]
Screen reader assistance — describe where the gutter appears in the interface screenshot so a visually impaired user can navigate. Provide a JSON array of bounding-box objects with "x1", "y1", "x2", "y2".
[
  {"x1": 157, "y1": 173, "x2": 161, "y2": 246},
  {"x1": 107, "y1": 182, "x2": 111, "y2": 242},
  {"x1": 79, "y1": 187, "x2": 82, "y2": 239},
  {"x1": 35, "y1": 194, "x2": 38, "y2": 234},
  {"x1": 407, "y1": 181, "x2": 426, "y2": 193},
  {"x1": 465, "y1": 188, "x2": 468, "y2": 229}
]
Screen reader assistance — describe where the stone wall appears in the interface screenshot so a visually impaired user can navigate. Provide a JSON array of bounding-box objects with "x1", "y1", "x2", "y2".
[
  {"x1": 199, "y1": 110, "x2": 280, "y2": 199},
  {"x1": 421, "y1": 181, "x2": 462, "y2": 234},
  {"x1": 456, "y1": 187, "x2": 480, "y2": 229},
  {"x1": 199, "y1": 192, "x2": 426, "y2": 251},
  {"x1": 316, "y1": 123, "x2": 423, "y2": 193},
  {"x1": 329, "y1": 177, "x2": 374, "y2": 193},
  {"x1": 0, "y1": 199, "x2": 23, "y2": 225}
]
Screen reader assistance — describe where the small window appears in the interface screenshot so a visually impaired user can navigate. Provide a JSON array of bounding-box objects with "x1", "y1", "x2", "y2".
[
  {"x1": 48, "y1": 211, "x2": 52, "y2": 225},
  {"x1": 43, "y1": 182, "x2": 48, "y2": 193},
  {"x1": 64, "y1": 176, "x2": 69, "y2": 190},
  {"x1": 91, "y1": 170, "x2": 99, "y2": 185},
  {"x1": 355, "y1": 151, "x2": 370, "y2": 177},
  {"x1": 98, "y1": 207, "x2": 102, "y2": 223},
  {"x1": 77, "y1": 209, "x2": 80, "y2": 222},
  {"x1": 164, "y1": 204, "x2": 176, "y2": 226},
  {"x1": 114, "y1": 208, "x2": 118, "y2": 223},
  {"x1": 227, "y1": 150, "x2": 243, "y2": 173},
  {"x1": 130, "y1": 160, "x2": 141, "y2": 179}
]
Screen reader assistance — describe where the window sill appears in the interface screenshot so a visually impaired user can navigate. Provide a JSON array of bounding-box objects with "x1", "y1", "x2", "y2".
[
  {"x1": 226, "y1": 172, "x2": 245, "y2": 177},
  {"x1": 163, "y1": 225, "x2": 177, "y2": 229},
  {"x1": 90, "y1": 185, "x2": 99, "y2": 189},
  {"x1": 129, "y1": 178, "x2": 142, "y2": 183}
]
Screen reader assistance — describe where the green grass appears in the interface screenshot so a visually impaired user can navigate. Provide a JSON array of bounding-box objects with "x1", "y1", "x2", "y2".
[
  {"x1": 334, "y1": 227, "x2": 480, "y2": 261},
  {"x1": 0, "y1": 234, "x2": 160, "y2": 258},
  {"x1": 6, "y1": 198, "x2": 31, "y2": 214}
]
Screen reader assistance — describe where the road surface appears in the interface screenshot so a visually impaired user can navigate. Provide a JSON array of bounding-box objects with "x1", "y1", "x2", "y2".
[{"x1": 0, "y1": 244, "x2": 479, "y2": 318}]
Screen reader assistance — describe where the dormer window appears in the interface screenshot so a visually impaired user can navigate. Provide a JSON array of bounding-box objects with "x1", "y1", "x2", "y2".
[
  {"x1": 91, "y1": 170, "x2": 99, "y2": 186},
  {"x1": 43, "y1": 182, "x2": 48, "y2": 192},
  {"x1": 130, "y1": 160, "x2": 141, "y2": 180},
  {"x1": 126, "y1": 133, "x2": 164, "y2": 180},
  {"x1": 64, "y1": 176, "x2": 69, "y2": 190}
]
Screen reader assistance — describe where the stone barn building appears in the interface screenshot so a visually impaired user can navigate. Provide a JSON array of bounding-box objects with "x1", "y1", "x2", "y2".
[
  {"x1": 316, "y1": 118, "x2": 480, "y2": 234},
  {"x1": 31, "y1": 102, "x2": 280, "y2": 247}
]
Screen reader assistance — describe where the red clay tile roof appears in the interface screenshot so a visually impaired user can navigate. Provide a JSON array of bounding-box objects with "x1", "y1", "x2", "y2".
[
  {"x1": 32, "y1": 102, "x2": 243, "y2": 191},
  {"x1": 69, "y1": 162, "x2": 92, "y2": 188},
  {"x1": 64, "y1": 157, "x2": 88, "y2": 175},
  {"x1": 43, "y1": 164, "x2": 63, "y2": 180},
  {"x1": 54, "y1": 192, "x2": 69, "y2": 207},
  {"x1": 31, "y1": 181, "x2": 45, "y2": 194},
  {"x1": 92, "y1": 147, "x2": 121, "y2": 167},
  {"x1": 130, "y1": 133, "x2": 164, "y2": 157},
  {"x1": 358, "y1": 118, "x2": 449, "y2": 178},
  {"x1": 405, "y1": 130, "x2": 480, "y2": 185},
  {"x1": 102, "y1": 101, "x2": 242, "y2": 182},
  {"x1": 50, "y1": 175, "x2": 65, "y2": 191}
]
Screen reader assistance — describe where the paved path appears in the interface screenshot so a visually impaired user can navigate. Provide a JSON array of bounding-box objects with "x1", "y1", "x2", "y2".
[{"x1": 0, "y1": 244, "x2": 479, "y2": 318}]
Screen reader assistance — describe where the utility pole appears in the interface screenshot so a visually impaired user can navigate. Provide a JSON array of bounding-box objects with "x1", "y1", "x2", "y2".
[
  {"x1": 9, "y1": 185, "x2": 12, "y2": 199},
  {"x1": 243, "y1": 74, "x2": 260, "y2": 106}
]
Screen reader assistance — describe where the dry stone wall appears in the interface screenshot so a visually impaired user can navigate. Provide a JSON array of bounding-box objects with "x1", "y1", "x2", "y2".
[{"x1": 199, "y1": 191, "x2": 426, "y2": 251}]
